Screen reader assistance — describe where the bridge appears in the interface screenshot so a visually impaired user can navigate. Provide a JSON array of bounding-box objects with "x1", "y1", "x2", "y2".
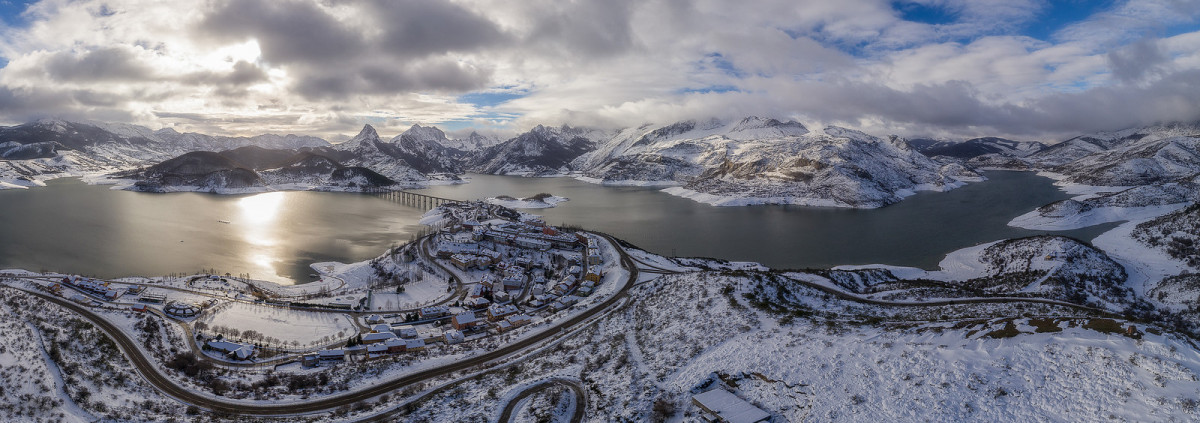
[{"x1": 364, "y1": 187, "x2": 463, "y2": 210}]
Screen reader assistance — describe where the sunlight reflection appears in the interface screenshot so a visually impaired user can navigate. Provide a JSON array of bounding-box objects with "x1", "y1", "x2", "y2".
[
  {"x1": 237, "y1": 193, "x2": 285, "y2": 281},
  {"x1": 238, "y1": 192, "x2": 285, "y2": 225}
]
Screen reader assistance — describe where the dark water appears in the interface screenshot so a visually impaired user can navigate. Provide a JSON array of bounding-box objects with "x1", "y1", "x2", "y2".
[
  {"x1": 0, "y1": 179, "x2": 427, "y2": 284},
  {"x1": 0, "y1": 171, "x2": 1117, "y2": 283},
  {"x1": 414, "y1": 171, "x2": 1119, "y2": 270}
]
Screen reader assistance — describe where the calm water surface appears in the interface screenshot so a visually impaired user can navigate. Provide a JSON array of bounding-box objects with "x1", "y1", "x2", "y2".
[
  {"x1": 0, "y1": 171, "x2": 1116, "y2": 283},
  {"x1": 415, "y1": 171, "x2": 1119, "y2": 270}
]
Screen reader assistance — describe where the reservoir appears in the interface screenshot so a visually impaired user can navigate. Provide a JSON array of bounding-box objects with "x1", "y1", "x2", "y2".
[{"x1": 0, "y1": 171, "x2": 1116, "y2": 284}]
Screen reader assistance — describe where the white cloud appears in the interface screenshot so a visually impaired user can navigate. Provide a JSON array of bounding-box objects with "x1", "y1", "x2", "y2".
[{"x1": 0, "y1": 0, "x2": 1196, "y2": 141}]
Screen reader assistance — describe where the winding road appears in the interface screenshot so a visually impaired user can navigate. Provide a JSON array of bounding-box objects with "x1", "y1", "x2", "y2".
[
  {"x1": 497, "y1": 378, "x2": 586, "y2": 423},
  {"x1": 1, "y1": 230, "x2": 640, "y2": 417}
]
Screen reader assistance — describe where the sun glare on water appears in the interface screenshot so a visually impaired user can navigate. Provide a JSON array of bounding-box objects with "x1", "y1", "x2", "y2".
[{"x1": 236, "y1": 192, "x2": 288, "y2": 282}]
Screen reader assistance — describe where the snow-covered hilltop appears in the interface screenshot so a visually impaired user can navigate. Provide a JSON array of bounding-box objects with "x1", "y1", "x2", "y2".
[
  {"x1": 564, "y1": 118, "x2": 978, "y2": 208},
  {"x1": 469, "y1": 124, "x2": 608, "y2": 176},
  {"x1": 117, "y1": 149, "x2": 398, "y2": 193}
]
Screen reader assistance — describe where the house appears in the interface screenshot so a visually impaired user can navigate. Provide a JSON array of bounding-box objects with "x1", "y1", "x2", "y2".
[
  {"x1": 506, "y1": 314, "x2": 532, "y2": 328},
  {"x1": 418, "y1": 306, "x2": 450, "y2": 319},
  {"x1": 514, "y1": 237, "x2": 551, "y2": 251},
  {"x1": 384, "y1": 338, "x2": 406, "y2": 353},
  {"x1": 584, "y1": 271, "x2": 602, "y2": 283},
  {"x1": 318, "y1": 349, "x2": 345, "y2": 362},
  {"x1": 451, "y1": 312, "x2": 481, "y2": 330},
  {"x1": 130, "y1": 304, "x2": 147, "y2": 313},
  {"x1": 404, "y1": 338, "x2": 426, "y2": 351},
  {"x1": 495, "y1": 320, "x2": 513, "y2": 332},
  {"x1": 502, "y1": 271, "x2": 525, "y2": 290},
  {"x1": 366, "y1": 314, "x2": 383, "y2": 324},
  {"x1": 371, "y1": 324, "x2": 392, "y2": 334},
  {"x1": 301, "y1": 354, "x2": 320, "y2": 367},
  {"x1": 587, "y1": 248, "x2": 603, "y2": 265},
  {"x1": 577, "y1": 286, "x2": 594, "y2": 296},
  {"x1": 366, "y1": 344, "x2": 389, "y2": 358},
  {"x1": 450, "y1": 254, "x2": 475, "y2": 270},
  {"x1": 487, "y1": 304, "x2": 519, "y2": 321},
  {"x1": 480, "y1": 274, "x2": 496, "y2": 289},
  {"x1": 493, "y1": 290, "x2": 511, "y2": 304},
  {"x1": 465, "y1": 296, "x2": 491, "y2": 309},
  {"x1": 691, "y1": 389, "x2": 770, "y2": 423},
  {"x1": 362, "y1": 331, "x2": 397, "y2": 344},
  {"x1": 206, "y1": 340, "x2": 255, "y2": 360},
  {"x1": 443, "y1": 329, "x2": 465, "y2": 344},
  {"x1": 468, "y1": 284, "x2": 486, "y2": 298},
  {"x1": 530, "y1": 283, "x2": 546, "y2": 296},
  {"x1": 568, "y1": 266, "x2": 582, "y2": 275},
  {"x1": 394, "y1": 325, "x2": 418, "y2": 339}
]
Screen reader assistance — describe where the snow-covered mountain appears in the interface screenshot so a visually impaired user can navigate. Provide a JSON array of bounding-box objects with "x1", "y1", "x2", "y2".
[
  {"x1": 1047, "y1": 124, "x2": 1200, "y2": 186},
  {"x1": 439, "y1": 131, "x2": 502, "y2": 152},
  {"x1": 564, "y1": 118, "x2": 977, "y2": 208},
  {"x1": 332, "y1": 125, "x2": 434, "y2": 184},
  {"x1": 469, "y1": 124, "x2": 608, "y2": 175},
  {"x1": 0, "y1": 119, "x2": 331, "y2": 167},
  {"x1": 909, "y1": 136, "x2": 1045, "y2": 159},
  {"x1": 385, "y1": 124, "x2": 468, "y2": 174},
  {"x1": 121, "y1": 148, "x2": 396, "y2": 193}
]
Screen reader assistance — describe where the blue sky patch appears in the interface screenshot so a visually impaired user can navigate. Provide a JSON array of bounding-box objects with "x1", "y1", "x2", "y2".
[
  {"x1": 894, "y1": 1, "x2": 959, "y2": 26},
  {"x1": 457, "y1": 90, "x2": 528, "y2": 109}
]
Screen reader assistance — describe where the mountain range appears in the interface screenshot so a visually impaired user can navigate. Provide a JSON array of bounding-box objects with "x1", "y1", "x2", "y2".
[{"x1": 3, "y1": 117, "x2": 1200, "y2": 207}]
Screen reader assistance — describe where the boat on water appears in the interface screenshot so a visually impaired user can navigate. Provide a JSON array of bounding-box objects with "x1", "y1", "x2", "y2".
[{"x1": 218, "y1": 220, "x2": 231, "y2": 224}]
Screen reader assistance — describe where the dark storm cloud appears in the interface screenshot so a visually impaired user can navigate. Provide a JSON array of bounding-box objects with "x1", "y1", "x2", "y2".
[
  {"x1": 42, "y1": 47, "x2": 155, "y2": 82},
  {"x1": 198, "y1": 0, "x2": 365, "y2": 65},
  {"x1": 365, "y1": 0, "x2": 509, "y2": 57},
  {"x1": 1107, "y1": 38, "x2": 1168, "y2": 83},
  {"x1": 524, "y1": 0, "x2": 637, "y2": 58},
  {"x1": 296, "y1": 59, "x2": 490, "y2": 100},
  {"x1": 180, "y1": 61, "x2": 269, "y2": 87}
]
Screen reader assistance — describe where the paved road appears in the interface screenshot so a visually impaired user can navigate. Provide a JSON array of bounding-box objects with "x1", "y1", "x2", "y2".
[
  {"x1": 1, "y1": 230, "x2": 638, "y2": 417},
  {"x1": 497, "y1": 379, "x2": 586, "y2": 423}
]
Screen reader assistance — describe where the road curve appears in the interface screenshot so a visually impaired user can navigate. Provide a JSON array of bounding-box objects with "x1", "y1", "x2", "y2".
[
  {"x1": 497, "y1": 379, "x2": 586, "y2": 423},
  {"x1": 3, "y1": 230, "x2": 638, "y2": 417}
]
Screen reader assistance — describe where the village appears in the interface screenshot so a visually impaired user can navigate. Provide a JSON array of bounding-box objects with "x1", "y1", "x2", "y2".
[{"x1": 3, "y1": 201, "x2": 622, "y2": 380}]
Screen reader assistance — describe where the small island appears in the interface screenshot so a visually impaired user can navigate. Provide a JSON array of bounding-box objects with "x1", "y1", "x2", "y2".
[{"x1": 485, "y1": 193, "x2": 569, "y2": 209}]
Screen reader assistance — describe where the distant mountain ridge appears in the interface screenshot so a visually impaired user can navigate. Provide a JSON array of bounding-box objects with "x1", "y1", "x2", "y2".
[{"x1": 6, "y1": 117, "x2": 1200, "y2": 206}]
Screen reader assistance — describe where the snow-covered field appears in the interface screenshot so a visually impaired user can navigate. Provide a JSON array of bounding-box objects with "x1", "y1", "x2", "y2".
[{"x1": 201, "y1": 302, "x2": 357, "y2": 347}]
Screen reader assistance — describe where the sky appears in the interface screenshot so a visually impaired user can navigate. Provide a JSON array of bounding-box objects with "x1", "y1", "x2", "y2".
[{"x1": 0, "y1": 0, "x2": 1199, "y2": 142}]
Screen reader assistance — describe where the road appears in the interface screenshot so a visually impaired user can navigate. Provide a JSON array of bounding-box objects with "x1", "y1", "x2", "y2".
[
  {"x1": 497, "y1": 379, "x2": 586, "y2": 423},
  {"x1": 3, "y1": 228, "x2": 1119, "y2": 420},
  {"x1": 2, "y1": 230, "x2": 639, "y2": 417}
]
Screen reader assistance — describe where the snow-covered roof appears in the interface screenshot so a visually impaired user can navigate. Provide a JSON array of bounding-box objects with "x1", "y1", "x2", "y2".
[
  {"x1": 371, "y1": 323, "x2": 391, "y2": 333},
  {"x1": 692, "y1": 389, "x2": 770, "y2": 423},
  {"x1": 453, "y1": 312, "x2": 477, "y2": 325},
  {"x1": 363, "y1": 332, "x2": 396, "y2": 342},
  {"x1": 405, "y1": 338, "x2": 425, "y2": 349}
]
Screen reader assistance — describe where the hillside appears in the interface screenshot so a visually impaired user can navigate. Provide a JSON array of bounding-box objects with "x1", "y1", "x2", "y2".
[
  {"x1": 396, "y1": 263, "x2": 1200, "y2": 422},
  {"x1": 912, "y1": 137, "x2": 1045, "y2": 159},
  {"x1": 470, "y1": 124, "x2": 606, "y2": 175}
]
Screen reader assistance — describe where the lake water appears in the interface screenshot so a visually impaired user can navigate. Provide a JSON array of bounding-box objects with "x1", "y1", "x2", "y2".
[{"x1": 0, "y1": 171, "x2": 1116, "y2": 284}]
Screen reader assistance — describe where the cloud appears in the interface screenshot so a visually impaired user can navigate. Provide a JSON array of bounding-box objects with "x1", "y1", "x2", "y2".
[
  {"x1": 197, "y1": 0, "x2": 365, "y2": 66},
  {"x1": 366, "y1": 0, "x2": 508, "y2": 57},
  {"x1": 0, "y1": 0, "x2": 1197, "y2": 142},
  {"x1": 1107, "y1": 37, "x2": 1169, "y2": 82},
  {"x1": 42, "y1": 46, "x2": 155, "y2": 82}
]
